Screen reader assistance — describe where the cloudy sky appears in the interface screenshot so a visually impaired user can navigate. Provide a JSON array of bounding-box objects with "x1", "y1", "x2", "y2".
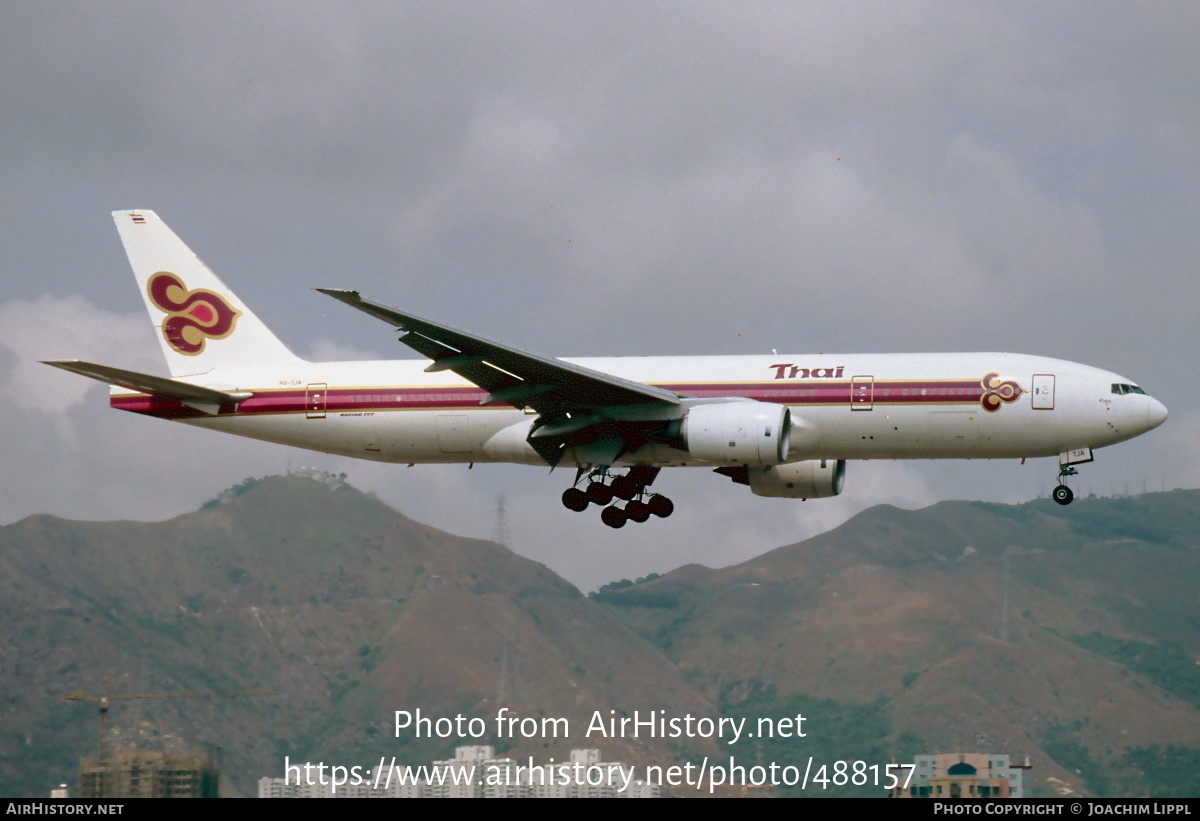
[{"x1": 2, "y1": 2, "x2": 1196, "y2": 590}]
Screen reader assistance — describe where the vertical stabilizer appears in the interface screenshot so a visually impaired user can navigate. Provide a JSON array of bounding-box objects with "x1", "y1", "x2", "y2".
[{"x1": 113, "y1": 210, "x2": 302, "y2": 376}]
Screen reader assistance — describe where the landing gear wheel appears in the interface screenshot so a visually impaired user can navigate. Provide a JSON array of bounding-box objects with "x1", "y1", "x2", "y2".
[
  {"x1": 646, "y1": 494, "x2": 674, "y2": 518},
  {"x1": 562, "y1": 488, "x2": 589, "y2": 512},
  {"x1": 624, "y1": 500, "x2": 651, "y2": 523},
  {"x1": 1052, "y1": 484, "x2": 1074, "y2": 505},
  {"x1": 610, "y1": 475, "x2": 637, "y2": 501},
  {"x1": 601, "y1": 505, "x2": 627, "y2": 529},
  {"x1": 586, "y1": 481, "x2": 614, "y2": 506}
]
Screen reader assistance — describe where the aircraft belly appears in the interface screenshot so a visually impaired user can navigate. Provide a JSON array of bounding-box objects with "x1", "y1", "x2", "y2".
[
  {"x1": 481, "y1": 419, "x2": 552, "y2": 466},
  {"x1": 377, "y1": 409, "x2": 526, "y2": 462},
  {"x1": 791, "y1": 403, "x2": 1086, "y2": 460},
  {"x1": 186, "y1": 414, "x2": 366, "y2": 457},
  {"x1": 189, "y1": 408, "x2": 530, "y2": 464}
]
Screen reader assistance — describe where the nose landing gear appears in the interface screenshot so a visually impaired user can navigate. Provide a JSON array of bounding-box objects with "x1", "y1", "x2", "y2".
[
  {"x1": 1052, "y1": 481, "x2": 1074, "y2": 505},
  {"x1": 1051, "y1": 448, "x2": 1092, "y2": 505}
]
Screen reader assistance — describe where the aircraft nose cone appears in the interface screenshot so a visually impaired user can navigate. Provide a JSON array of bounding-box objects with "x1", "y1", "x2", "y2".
[{"x1": 1147, "y1": 396, "x2": 1168, "y2": 430}]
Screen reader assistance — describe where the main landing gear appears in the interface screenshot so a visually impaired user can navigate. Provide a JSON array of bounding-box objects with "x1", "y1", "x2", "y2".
[{"x1": 561, "y1": 466, "x2": 674, "y2": 528}]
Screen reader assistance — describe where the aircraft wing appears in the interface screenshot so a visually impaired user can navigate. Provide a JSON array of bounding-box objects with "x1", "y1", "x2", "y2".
[
  {"x1": 317, "y1": 290, "x2": 681, "y2": 412},
  {"x1": 318, "y1": 289, "x2": 682, "y2": 465}
]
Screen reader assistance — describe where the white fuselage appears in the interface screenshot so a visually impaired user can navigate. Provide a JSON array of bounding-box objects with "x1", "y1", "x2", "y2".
[
  {"x1": 65, "y1": 210, "x2": 1167, "y2": 521},
  {"x1": 112, "y1": 351, "x2": 1168, "y2": 469}
]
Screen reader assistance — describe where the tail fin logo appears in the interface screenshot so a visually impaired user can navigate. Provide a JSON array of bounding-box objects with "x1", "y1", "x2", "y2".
[{"x1": 147, "y1": 272, "x2": 242, "y2": 356}]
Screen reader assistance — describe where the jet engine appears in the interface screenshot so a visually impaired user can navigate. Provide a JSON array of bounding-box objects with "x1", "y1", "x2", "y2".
[
  {"x1": 748, "y1": 459, "x2": 845, "y2": 498},
  {"x1": 681, "y1": 401, "x2": 791, "y2": 465}
]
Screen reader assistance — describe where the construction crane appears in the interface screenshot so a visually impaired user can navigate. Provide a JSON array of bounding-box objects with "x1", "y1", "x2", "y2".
[{"x1": 64, "y1": 690, "x2": 276, "y2": 759}]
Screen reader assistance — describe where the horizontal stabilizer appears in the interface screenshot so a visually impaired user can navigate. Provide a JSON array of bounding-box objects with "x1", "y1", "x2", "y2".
[{"x1": 42, "y1": 360, "x2": 249, "y2": 415}]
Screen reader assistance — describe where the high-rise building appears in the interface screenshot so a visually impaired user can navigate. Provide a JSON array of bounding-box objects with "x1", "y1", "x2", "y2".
[{"x1": 79, "y1": 750, "x2": 219, "y2": 798}]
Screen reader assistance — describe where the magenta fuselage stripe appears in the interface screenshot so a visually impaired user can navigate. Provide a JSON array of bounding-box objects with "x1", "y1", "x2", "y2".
[{"x1": 109, "y1": 379, "x2": 995, "y2": 419}]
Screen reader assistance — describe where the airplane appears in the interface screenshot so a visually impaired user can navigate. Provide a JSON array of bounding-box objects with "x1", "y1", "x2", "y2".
[{"x1": 44, "y1": 211, "x2": 1168, "y2": 529}]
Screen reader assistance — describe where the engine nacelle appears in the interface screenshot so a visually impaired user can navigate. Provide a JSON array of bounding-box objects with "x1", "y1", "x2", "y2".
[
  {"x1": 749, "y1": 459, "x2": 845, "y2": 499},
  {"x1": 682, "y1": 401, "x2": 791, "y2": 466}
]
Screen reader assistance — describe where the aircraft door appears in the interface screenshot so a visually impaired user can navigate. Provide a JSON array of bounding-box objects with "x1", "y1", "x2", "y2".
[
  {"x1": 437, "y1": 414, "x2": 473, "y2": 453},
  {"x1": 851, "y1": 376, "x2": 874, "y2": 411},
  {"x1": 1031, "y1": 374, "x2": 1055, "y2": 410},
  {"x1": 306, "y1": 383, "x2": 327, "y2": 419}
]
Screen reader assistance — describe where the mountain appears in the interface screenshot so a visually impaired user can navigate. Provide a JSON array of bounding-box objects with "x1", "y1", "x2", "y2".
[
  {"x1": 0, "y1": 474, "x2": 712, "y2": 797},
  {"x1": 5, "y1": 478, "x2": 1197, "y2": 797},
  {"x1": 593, "y1": 490, "x2": 1200, "y2": 796}
]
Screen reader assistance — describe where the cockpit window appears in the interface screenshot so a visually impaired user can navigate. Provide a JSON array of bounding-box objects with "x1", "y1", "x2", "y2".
[{"x1": 1111, "y1": 383, "x2": 1146, "y2": 395}]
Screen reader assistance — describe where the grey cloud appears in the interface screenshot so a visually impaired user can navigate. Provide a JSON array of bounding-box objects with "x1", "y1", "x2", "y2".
[{"x1": 0, "y1": 2, "x2": 1192, "y2": 586}]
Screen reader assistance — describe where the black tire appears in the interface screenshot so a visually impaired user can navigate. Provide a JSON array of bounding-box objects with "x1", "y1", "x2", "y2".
[
  {"x1": 586, "y1": 481, "x2": 614, "y2": 506},
  {"x1": 625, "y1": 500, "x2": 651, "y2": 523},
  {"x1": 601, "y1": 505, "x2": 627, "y2": 528},
  {"x1": 1052, "y1": 484, "x2": 1074, "y2": 505},
  {"x1": 611, "y1": 475, "x2": 637, "y2": 501},
  {"x1": 562, "y1": 488, "x2": 589, "y2": 512},
  {"x1": 646, "y1": 495, "x2": 674, "y2": 518}
]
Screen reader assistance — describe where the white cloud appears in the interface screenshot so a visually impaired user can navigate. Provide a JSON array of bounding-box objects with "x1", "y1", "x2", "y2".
[
  {"x1": 303, "y1": 338, "x2": 386, "y2": 363},
  {"x1": 0, "y1": 296, "x2": 158, "y2": 416}
]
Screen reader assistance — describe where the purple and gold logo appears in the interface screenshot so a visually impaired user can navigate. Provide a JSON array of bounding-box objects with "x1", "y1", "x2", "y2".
[
  {"x1": 147, "y1": 272, "x2": 241, "y2": 356},
  {"x1": 980, "y1": 372, "x2": 1023, "y2": 412},
  {"x1": 769, "y1": 364, "x2": 845, "y2": 380}
]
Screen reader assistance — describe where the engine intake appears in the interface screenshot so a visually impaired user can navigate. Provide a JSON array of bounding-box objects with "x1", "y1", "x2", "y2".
[
  {"x1": 748, "y1": 459, "x2": 845, "y2": 498},
  {"x1": 682, "y1": 401, "x2": 791, "y2": 466}
]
